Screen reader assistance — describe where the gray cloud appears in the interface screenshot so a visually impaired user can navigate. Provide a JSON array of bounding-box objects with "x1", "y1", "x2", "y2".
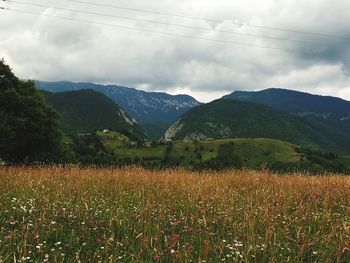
[{"x1": 0, "y1": 0, "x2": 350, "y2": 102}]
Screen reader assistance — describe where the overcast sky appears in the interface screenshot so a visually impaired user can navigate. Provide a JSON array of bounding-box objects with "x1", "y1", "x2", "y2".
[{"x1": 1, "y1": 0, "x2": 350, "y2": 102}]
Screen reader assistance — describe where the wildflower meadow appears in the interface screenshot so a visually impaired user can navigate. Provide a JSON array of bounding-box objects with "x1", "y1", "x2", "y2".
[{"x1": 0, "y1": 167, "x2": 349, "y2": 262}]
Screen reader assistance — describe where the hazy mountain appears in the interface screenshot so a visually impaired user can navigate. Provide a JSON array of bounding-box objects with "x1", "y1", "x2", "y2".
[
  {"x1": 36, "y1": 81, "x2": 200, "y2": 138},
  {"x1": 42, "y1": 89, "x2": 146, "y2": 140},
  {"x1": 163, "y1": 99, "x2": 350, "y2": 154},
  {"x1": 224, "y1": 88, "x2": 350, "y2": 134}
]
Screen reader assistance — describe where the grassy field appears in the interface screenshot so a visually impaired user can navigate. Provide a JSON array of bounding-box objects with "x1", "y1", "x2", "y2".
[
  {"x1": 0, "y1": 167, "x2": 350, "y2": 262},
  {"x1": 99, "y1": 132, "x2": 167, "y2": 161},
  {"x1": 98, "y1": 132, "x2": 303, "y2": 169},
  {"x1": 169, "y1": 138, "x2": 300, "y2": 167}
]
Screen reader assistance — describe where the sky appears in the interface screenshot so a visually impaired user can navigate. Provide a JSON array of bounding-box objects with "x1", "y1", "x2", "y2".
[{"x1": 0, "y1": 0, "x2": 350, "y2": 102}]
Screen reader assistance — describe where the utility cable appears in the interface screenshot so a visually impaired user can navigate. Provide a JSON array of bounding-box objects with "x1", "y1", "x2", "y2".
[
  {"x1": 8, "y1": 0, "x2": 316, "y2": 44},
  {"x1": 2, "y1": 7, "x2": 350, "y2": 60},
  {"x1": 68, "y1": 0, "x2": 350, "y2": 40}
]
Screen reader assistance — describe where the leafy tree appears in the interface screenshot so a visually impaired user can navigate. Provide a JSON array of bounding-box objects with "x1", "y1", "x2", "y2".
[
  {"x1": 67, "y1": 133, "x2": 116, "y2": 165},
  {"x1": 202, "y1": 142, "x2": 242, "y2": 170},
  {"x1": 0, "y1": 59, "x2": 63, "y2": 163}
]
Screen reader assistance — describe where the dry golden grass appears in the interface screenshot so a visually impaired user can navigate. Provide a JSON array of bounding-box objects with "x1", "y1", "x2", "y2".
[{"x1": 0, "y1": 167, "x2": 350, "y2": 262}]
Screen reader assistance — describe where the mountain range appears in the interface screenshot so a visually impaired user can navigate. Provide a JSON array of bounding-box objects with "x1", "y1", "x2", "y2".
[
  {"x1": 36, "y1": 80, "x2": 350, "y2": 155},
  {"x1": 3, "y1": 53, "x2": 350, "y2": 170},
  {"x1": 36, "y1": 81, "x2": 200, "y2": 138},
  {"x1": 224, "y1": 88, "x2": 350, "y2": 134},
  {"x1": 41, "y1": 89, "x2": 146, "y2": 140},
  {"x1": 163, "y1": 99, "x2": 350, "y2": 154}
]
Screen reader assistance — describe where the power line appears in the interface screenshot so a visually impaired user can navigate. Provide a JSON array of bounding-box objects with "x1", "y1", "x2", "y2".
[
  {"x1": 2, "y1": 7, "x2": 350, "y2": 61},
  {"x1": 3, "y1": 0, "x2": 350, "y2": 41},
  {"x1": 68, "y1": 0, "x2": 350, "y2": 40},
  {"x1": 8, "y1": 0, "x2": 313, "y2": 44},
  {"x1": 2, "y1": 7, "x2": 297, "y2": 52}
]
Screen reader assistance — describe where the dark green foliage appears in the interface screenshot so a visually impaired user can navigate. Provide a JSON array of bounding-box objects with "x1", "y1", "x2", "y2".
[
  {"x1": 201, "y1": 142, "x2": 242, "y2": 170},
  {"x1": 162, "y1": 142, "x2": 174, "y2": 163},
  {"x1": 141, "y1": 122, "x2": 170, "y2": 140},
  {"x1": 0, "y1": 59, "x2": 63, "y2": 163},
  {"x1": 263, "y1": 147, "x2": 350, "y2": 174},
  {"x1": 41, "y1": 89, "x2": 146, "y2": 141},
  {"x1": 294, "y1": 148, "x2": 349, "y2": 173},
  {"x1": 167, "y1": 99, "x2": 350, "y2": 154},
  {"x1": 69, "y1": 134, "x2": 115, "y2": 165},
  {"x1": 225, "y1": 88, "x2": 350, "y2": 134}
]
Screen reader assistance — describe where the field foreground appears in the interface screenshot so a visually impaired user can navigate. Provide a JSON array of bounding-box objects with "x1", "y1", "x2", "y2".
[{"x1": 0, "y1": 168, "x2": 350, "y2": 262}]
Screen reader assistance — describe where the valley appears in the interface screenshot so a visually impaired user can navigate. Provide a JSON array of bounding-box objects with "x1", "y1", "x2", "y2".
[
  {"x1": 34, "y1": 79, "x2": 350, "y2": 173},
  {"x1": 3, "y1": 60, "x2": 350, "y2": 173},
  {"x1": 36, "y1": 81, "x2": 200, "y2": 139},
  {"x1": 72, "y1": 131, "x2": 350, "y2": 173}
]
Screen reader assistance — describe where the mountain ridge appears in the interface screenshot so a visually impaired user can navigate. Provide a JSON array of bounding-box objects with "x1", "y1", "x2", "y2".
[
  {"x1": 41, "y1": 89, "x2": 147, "y2": 140},
  {"x1": 224, "y1": 88, "x2": 350, "y2": 113},
  {"x1": 224, "y1": 88, "x2": 350, "y2": 134},
  {"x1": 163, "y1": 99, "x2": 350, "y2": 154},
  {"x1": 36, "y1": 81, "x2": 200, "y2": 138}
]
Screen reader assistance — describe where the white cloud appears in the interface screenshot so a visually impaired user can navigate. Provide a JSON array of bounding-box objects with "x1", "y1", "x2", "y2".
[{"x1": 0, "y1": 0, "x2": 350, "y2": 101}]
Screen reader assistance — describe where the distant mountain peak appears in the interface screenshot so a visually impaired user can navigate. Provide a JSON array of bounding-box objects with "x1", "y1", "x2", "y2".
[
  {"x1": 224, "y1": 88, "x2": 350, "y2": 138},
  {"x1": 225, "y1": 88, "x2": 350, "y2": 113},
  {"x1": 35, "y1": 81, "x2": 200, "y2": 139}
]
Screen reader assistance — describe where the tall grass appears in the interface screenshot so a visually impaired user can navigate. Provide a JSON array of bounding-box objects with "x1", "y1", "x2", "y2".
[{"x1": 0, "y1": 167, "x2": 349, "y2": 262}]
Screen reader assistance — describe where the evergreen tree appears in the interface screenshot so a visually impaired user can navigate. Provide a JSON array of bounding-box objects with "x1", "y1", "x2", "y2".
[{"x1": 0, "y1": 59, "x2": 63, "y2": 163}]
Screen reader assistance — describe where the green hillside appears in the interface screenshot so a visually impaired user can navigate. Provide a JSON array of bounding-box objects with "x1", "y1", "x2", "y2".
[
  {"x1": 41, "y1": 89, "x2": 146, "y2": 140},
  {"x1": 224, "y1": 88, "x2": 350, "y2": 134},
  {"x1": 163, "y1": 99, "x2": 350, "y2": 154},
  {"x1": 93, "y1": 132, "x2": 350, "y2": 172},
  {"x1": 98, "y1": 132, "x2": 299, "y2": 169},
  {"x1": 99, "y1": 131, "x2": 167, "y2": 161},
  {"x1": 167, "y1": 138, "x2": 300, "y2": 167}
]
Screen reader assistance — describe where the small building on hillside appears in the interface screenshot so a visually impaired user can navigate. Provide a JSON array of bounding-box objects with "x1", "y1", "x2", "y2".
[{"x1": 143, "y1": 141, "x2": 152, "y2": 148}]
